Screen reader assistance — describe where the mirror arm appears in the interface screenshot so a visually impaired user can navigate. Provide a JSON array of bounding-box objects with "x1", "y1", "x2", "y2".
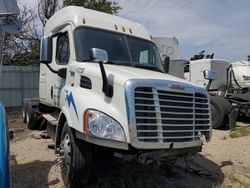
[
  {"x1": 45, "y1": 63, "x2": 58, "y2": 74},
  {"x1": 98, "y1": 62, "x2": 113, "y2": 97},
  {"x1": 44, "y1": 63, "x2": 66, "y2": 79},
  {"x1": 163, "y1": 56, "x2": 170, "y2": 73},
  {"x1": 206, "y1": 80, "x2": 212, "y2": 91}
]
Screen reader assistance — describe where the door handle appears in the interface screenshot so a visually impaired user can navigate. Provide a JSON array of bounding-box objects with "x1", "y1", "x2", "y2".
[{"x1": 51, "y1": 86, "x2": 53, "y2": 99}]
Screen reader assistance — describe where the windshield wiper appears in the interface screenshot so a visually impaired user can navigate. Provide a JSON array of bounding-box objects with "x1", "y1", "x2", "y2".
[
  {"x1": 106, "y1": 61, "x2": 115, "y2": 64},
  {"x1": 111, "y1": 62, "x2": 164, "y2": 73},
  {"x1": 131, "y1": 63, "x2": 164, "y2": 73},
  {"x1": 80, "y1": 59, "x2": 115, "y2": 64}
]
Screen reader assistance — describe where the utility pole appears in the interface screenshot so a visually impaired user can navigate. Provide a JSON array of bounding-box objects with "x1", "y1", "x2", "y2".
[{"x1": 0, "y1": 18, "x2": 5, "y2": 72}]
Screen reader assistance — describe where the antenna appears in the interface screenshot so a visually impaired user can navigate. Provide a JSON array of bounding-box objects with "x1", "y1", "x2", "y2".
[{"x1": 0, "y1": 0, "x2": 21, "y2": 72}]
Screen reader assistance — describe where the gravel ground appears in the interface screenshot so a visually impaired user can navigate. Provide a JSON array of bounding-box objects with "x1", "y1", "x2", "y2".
[{"x1": 8, "y1": 109, "x2": 250, "y2": 188}]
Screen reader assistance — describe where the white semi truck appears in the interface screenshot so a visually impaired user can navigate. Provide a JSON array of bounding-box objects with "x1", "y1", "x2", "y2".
[
  {"x1": 186, "y1": 59, "x2": 250, "y2": 128},
  {"x1": 187, "y1": 59, "x2": 250, "y2": 91},
  {"x1": 22, "y1": 6, "x2": 212, "y2": 187}
]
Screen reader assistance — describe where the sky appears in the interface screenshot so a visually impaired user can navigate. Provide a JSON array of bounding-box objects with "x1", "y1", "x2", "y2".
[
  {"x1": 116, "y1": 0, "x2": 250, "y2": 61},
  {"x1": 20, "y1": 0, "x2": 250, "y2": 61}
]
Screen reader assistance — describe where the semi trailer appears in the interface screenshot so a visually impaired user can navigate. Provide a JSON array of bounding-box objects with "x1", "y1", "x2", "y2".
[{"x1": 22, "y1": 6, "x2": 212, "y2": 187}]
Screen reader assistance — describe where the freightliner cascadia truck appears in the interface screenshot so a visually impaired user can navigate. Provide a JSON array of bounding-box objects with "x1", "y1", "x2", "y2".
[{"x1": 22, "y1": 6, "x2": 212, "y2": 187}]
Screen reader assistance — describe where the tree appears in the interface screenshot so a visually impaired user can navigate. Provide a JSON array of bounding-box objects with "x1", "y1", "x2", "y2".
[
  {"x1": 64, "y1": 0, "x2": 121, "y2": 14},
  {"x1": 3, "y1": 3, "x2": 41, "y2": 65},
  {"x1": 3, "y1": 0, "x2": 122, "y2": 66},
  {"x1": 38, "y1": 0, "x2": 63, "y2": 27}
]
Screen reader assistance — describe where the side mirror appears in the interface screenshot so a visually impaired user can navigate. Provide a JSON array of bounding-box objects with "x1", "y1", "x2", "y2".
[
  {"x1": 162, "y1": 56, "x2": 170, "y2": 73},
  {"x1": 203, "y1": 70, "x2": 217, "y2": 80},
  {"x1": 204, "y1": 70, "x2": 217, "y2": 91},
  {"x1": 90, "y1": 48, "x2": 108, "y2": 63},
  {"x1": 90, "y1": 48, "x2": 113, "y2": 97},
  {"x1": 40, "y1": 36, "x2": 52, "y2": 64}
]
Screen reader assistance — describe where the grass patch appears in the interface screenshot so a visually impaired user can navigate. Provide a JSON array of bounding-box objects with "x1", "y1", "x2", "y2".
[
  {"x1": 229, "y1": 126, "x2": 250, "y2": 138},
  {"x1": 211, "y1": 183, "x2": 221, "y2": 188},
  {"x1": 227, "y1": 173, "x2": 249, "y2": 187}
]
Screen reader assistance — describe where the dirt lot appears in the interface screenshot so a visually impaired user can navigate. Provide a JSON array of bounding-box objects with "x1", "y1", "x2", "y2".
[{"x1": 8, "y1": 109, "x2": 250, "y2": 188}]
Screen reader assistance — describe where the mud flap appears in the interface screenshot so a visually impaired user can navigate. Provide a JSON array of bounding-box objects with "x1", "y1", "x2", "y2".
[{"x1": 228, "y1": 107, "x2": 238, "y2": 130}]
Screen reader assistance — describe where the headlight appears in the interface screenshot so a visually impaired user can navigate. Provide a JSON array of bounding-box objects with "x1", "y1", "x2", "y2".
[{"x1": 84, "y1": 110, "x2": 126, "y2": 142}]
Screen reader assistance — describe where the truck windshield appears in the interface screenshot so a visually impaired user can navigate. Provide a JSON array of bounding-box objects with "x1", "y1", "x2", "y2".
[{"x1": 74, "y1": 27, "x2": 164, "y2": 72}]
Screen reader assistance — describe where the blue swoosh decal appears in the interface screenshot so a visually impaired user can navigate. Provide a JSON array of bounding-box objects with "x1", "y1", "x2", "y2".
[{"x1": 66, "y1": 91, "x2": 79, "y2": 120}]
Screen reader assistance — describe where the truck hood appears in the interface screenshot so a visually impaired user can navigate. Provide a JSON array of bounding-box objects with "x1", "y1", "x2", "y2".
[
  {"x1": 100, "y1": 65, "x2": 198, "y2": 86},
  {"x1": 83, "y1": 63, "x2": 198, "y2": 87}
]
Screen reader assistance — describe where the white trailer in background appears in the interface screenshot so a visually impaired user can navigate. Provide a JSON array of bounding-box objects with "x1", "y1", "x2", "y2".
[
  {"x1": 153, "y1": 37, "x2": 188, "y2": 79},
  {"x1": 187, "y1": 59, "x2": 250, "y2": 90},
  {"x1": 153, "y1": 37, "x2": 182, "y2": 61},
  {"x1": 187, "y1": 59, "x2": 231, "y2": 89}
]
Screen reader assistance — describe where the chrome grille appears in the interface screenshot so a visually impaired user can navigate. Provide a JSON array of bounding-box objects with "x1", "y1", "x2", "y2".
[{"x1": 134, "y1": 87, "x2": 210, "y2": 143}]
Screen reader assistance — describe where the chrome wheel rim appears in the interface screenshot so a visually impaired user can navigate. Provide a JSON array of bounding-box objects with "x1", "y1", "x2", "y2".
[
  {"x1": 26, "y1": 113, "x2": 29, "y2": 124},
  {"x1": 22, "y1": 109, "x2": 25, "y2": 119},
  {"x1": 60, "y1": 133, "x2": 71, "y2": 173}
]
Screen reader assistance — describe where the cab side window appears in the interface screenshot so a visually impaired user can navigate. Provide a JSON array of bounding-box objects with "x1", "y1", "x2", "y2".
[{"x1": 56, "y1": 32, "x2": 70, "y2": 64}]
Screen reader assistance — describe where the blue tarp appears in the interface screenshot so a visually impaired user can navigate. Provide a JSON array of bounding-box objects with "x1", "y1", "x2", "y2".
[{"x1": 0, "y1": 102, "x2": 10, "y2": 188}]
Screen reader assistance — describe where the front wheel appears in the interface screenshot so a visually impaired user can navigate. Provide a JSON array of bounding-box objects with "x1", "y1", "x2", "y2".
[
  {"x1": 59, "y1": 123, "x2": 92, "y2": 188},
  {"x1": 210, "y1": 96, "x2": 231, "y2": 129}
]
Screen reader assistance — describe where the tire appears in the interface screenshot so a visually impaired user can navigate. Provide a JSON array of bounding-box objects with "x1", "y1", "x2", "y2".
[
  {"x1": 25, "y1": 104, "x2": 32, "y2": 125},
  {"x1": 22, "y1": 106, "x2": 27, "y2": 124},
  {"x1": 59, "y1": 122, "x2": 92, "y2": 188},
  {"x1": 22, "y1": 100, "x2": 28, "y2": 124},
  {"x1": 210, "y1": 96, "x2": 231, "y2": 129},
  {"x1": 27, "y1": 113, "x2": 44, "y2": 130},
  {"x1": 92, "y1": 146, "x2": 115, "y2": 167}
]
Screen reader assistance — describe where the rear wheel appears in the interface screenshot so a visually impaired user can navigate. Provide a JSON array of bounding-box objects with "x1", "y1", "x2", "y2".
[
  {"x1": 26, "y1": 107, "x2": 32, "y2": 125},
  {"x1": 22, "y1": 106, "x2": 27, "y2": 123},
  {"x1": 25, "y1": 101, "x2": 41, "y2": 130},
  {"x1": 27, "y1": 113, "x2": 45, "y2": 130},
  {"x1": 22, "y1": 99, "x2": 28, "y2": 123},
  {"x1": 210, "y1": 96, "x2": 231, "y2": 129},
  {"x1": 59, "y1": 123, "x2": 92, "y2": 188},
  {"x1": 27, "y1": 111, "x2": 36, "y2": 129}
]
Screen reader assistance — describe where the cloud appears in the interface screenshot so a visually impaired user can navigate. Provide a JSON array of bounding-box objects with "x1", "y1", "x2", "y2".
[
  {"x1": 117, "y1": 0, "x2": 250, "y2": 61},
  {"x1": 17, "y1": 0, "x2": 249, "y2": 61}
]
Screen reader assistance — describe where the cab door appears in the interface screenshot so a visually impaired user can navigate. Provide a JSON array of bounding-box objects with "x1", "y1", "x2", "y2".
[{"x1": 40, "y1": 25, "x2": 73, "y2": 107}]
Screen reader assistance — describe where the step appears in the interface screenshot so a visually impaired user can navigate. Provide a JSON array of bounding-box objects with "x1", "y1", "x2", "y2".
[{"x1": 43, "y1": 114, "x2": 58, "y2": 126}]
